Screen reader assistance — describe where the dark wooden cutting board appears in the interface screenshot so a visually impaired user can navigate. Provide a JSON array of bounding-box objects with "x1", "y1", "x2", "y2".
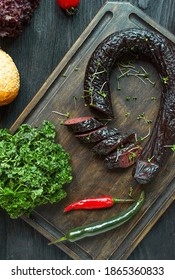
[{"x1": 10, "y1": 1, "x2": 175, "y2": 260}]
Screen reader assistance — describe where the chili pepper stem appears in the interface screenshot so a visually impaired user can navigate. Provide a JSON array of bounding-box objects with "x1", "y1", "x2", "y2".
[
  {"x1": 112, "y1": 198, "x2": 135, "y2": 203},
  {"x1": 48, "y1": 236, "x2": 67, "y2": 245}
]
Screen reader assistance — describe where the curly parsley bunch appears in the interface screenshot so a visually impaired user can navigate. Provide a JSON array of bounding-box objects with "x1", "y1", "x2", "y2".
[{"x1": 0, "y1": 121, "x2": 72, "y2": 218}]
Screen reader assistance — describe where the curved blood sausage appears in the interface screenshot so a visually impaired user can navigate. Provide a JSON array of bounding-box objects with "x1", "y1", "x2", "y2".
[
  {"x1": 84, "y1": 28, "x2": 175, "y2": 183},
  {"x1": 64, "y1": 116, "x2": 103, "y2": 134},
  {"x1": 92, "y1": 133, "x2": 136, "y2": 156},
  {"x1": 105, "y1": 143, "x2": 142, "y2": 169},
  {"x1": 75, "y1": 127, "x2": 119, "y2": 143}
]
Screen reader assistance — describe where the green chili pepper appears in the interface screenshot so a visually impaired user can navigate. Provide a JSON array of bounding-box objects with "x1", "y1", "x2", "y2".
[{"x1": 49, "y1": 191, "x2": 145, "y2": 244}]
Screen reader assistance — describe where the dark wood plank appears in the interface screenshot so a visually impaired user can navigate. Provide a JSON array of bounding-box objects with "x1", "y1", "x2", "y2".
[
  {"x1": 7, "y1": 1, "x2": 175, "y2": 260},
  {"x1": 0, "y1": 0, "x2": 175, "y2": 260}
]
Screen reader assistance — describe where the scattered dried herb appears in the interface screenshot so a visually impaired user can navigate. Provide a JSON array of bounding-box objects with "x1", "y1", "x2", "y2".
[
  {"x1": 164, "y1": 144, "x2": 175, "y2": 153},
  {"x1": 125, "y1": 112, "x2": 130, "y2": 117},
  {"x1": 83, "y1": 60, "x2": 107, "y2": 106},
  {"x1": 116, "y1": 62, "x2": 156, "y2": 90},
  {"x1": 162, "y1": 76, "x2": 169, "y2": 84},
  {"x1": 137, "y1": 112, "x2": 152, "y2": 125},
  {"x1": 52, "y1": 111, "x2": 70, "y2": 118}
]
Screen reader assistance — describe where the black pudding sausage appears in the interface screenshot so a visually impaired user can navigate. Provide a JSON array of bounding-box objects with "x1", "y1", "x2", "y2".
[
  {"x1": 92, "y1": 133, "x2": 136, "y2": 156},
  {"x1": 105, "y1": 143, "x2": 142, "y2": 169},
  {"x1": 75, "y1": 127, "x2": 119, "y2": 143},
  {"x1": 64, "y1": 116, "x2": 103, "y2": 134},
  {"x1": 84, "y1": 28, "x2": 175, "y2": 184}
]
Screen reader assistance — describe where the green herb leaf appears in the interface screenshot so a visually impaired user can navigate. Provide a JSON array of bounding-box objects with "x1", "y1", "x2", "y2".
[
  {"x1": 162, "y1": 76, "x2": 169, "y2": 84},
  {"x1": 171, "y1": 145, "x2": 175, "y2": 152},
  {"x1": 128, "y1": 186, "x2": 134, "y2": 198},
  {"x1": 125, "y1": 112, "x2": 130, "y2": 117},
  {"x1": 0, "y1": 121, "x2": 72, "y2": 219}
]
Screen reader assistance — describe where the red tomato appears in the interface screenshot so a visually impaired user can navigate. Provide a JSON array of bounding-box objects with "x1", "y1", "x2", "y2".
[{"x1": 57, "y1": 0, "x2": 80, "y2": 10}]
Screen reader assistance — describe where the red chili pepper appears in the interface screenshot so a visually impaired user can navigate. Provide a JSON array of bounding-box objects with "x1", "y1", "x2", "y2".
[
  {"x1": 56, "y1": 0, "x2": 80, "y2": 15},
  {"x1": 64, "y1": 196, "x2": 134, "y2": 212}
]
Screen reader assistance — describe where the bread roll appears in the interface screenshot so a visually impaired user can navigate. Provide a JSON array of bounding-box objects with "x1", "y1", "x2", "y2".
[{"x1": 0, "y1": 49, "x2": 20, "y2": 106}]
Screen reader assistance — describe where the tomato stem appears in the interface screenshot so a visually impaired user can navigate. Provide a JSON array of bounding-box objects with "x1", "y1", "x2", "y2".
[{"x1": 66, "y1": 7, "x2": 77, "y2": 15}]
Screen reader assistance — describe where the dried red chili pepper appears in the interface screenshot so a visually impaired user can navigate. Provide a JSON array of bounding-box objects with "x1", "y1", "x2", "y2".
[{"x1": 64, "y1": 196, "x2": 134, "y2": 212}]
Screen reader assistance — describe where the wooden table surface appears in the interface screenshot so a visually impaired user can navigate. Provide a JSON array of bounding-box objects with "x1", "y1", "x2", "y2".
[{"x1": 0, "y1": 0, "x2": 175, "y2": 260}]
